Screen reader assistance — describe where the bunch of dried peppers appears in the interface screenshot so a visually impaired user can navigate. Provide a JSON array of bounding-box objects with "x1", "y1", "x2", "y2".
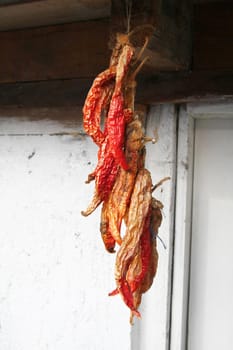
[{"x1": 81, "y1": 33, "x2": 168, "y2": 323}]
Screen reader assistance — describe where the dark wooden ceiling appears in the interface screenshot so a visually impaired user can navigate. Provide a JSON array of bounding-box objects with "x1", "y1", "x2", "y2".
[
  {"x1": 0, "y1": 0, "x2": 227, "y2": 31},
  {"x1": 0, "y1": 0, "x2": 110, "y2": 31},
  {"x1": 0, "y1": 0, "x2": 232, "y2": 106}
]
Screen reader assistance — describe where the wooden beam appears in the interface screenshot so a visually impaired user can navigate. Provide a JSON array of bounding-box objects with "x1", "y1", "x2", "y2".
[
  {"x1": 0, "y1": 79, "x2": 92, "y2": 107},
  {"x1": 0, "y1": 19, "x2": 111, "y2": 83},
  {"x1": 0, "y1": 0, "x2": 110, "y2": 31},
  {"x1": 110, "y1": 0, "x2": 191, "y2": 71},
  {"x1": 193, "y1": 3, "x2": 233, "y2": 71},
  {"x1": 0, "y1": 2, "x2": 231, "y2": 84},
  {"x1": 0, "y1": 0, "x2": 191, "y2": 85},
  {"x1": 136, "y1": 70, "x2": 233, "y2": 104},
  {"x1": 0, "y1": 70, "x2": 232, "y2": 108},
  {"x1": 0, "y1": 2, "x2": 232, "y2": 107},
  {"x1": 0, "y1": 0, "x2": 39, "y2": 5}
]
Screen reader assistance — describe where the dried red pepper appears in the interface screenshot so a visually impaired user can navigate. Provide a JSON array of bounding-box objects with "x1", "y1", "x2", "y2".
[
  {"x1": 100, "y1": 200, "x2": 116, "y2": 253},
  {"x1": 81, "y1": 143, "x2": 119, "y2": 216},
  {"x1": 112, "y1": 169, "x2": 152, "y2": 317},
  {"x1": 83, "y1": 67, "x2": 116, "y2": 146},
  {"x1": 129, "y1": 197, "x2": 162, "y2": 323},
  {"x1": 100, "y1": 119, "x2": 145, "y2": 248},
  {"x1": 81, "y1": 32, "x2": 168, "y2": 323},
  {"x1": 129, "y1": 209, "x2": 152, "y2": 293},
  {"x1": 82, "y1": 44, "x2": 134, "y2": 215},
  {"x1": 105, "y1": 44, "x2": 134, "y2": 170}
]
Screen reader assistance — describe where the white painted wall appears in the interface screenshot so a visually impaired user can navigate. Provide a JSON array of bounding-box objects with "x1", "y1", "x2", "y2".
[
  {"x1": 0, "y1": 107, "x2": 176, "y2": 350},
  {"x1": 0, "y1": 115, "x2": 131, "y2": 350}
]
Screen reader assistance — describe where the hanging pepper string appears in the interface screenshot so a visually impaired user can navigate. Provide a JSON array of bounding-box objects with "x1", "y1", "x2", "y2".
[
  {"x1": 125, "y1": 0, "x2": 132, "y2": 34},
  {"x1": 81, "y1": 9, "x2": 170, "y2": 321}
]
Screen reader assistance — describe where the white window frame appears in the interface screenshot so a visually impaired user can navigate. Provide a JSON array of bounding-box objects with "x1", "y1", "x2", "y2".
[{"x1": 170, "y1": 100, "x2": 233, "y2": 350}]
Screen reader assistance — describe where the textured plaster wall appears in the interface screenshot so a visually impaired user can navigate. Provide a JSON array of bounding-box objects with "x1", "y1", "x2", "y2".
[
  {"x1": 0, "y1": 106, "x2": 176, "y2": 350},
  {"x1": 0, "y1": 116, "x2": 131, "y2": 350}
]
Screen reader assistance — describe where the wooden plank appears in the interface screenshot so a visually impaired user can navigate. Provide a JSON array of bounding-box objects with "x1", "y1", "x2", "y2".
[
  {"x1": 0, "y1": 0, "x2": 110, "y2": 31},
  {"x1": 0, "y1": 1, "x2": 191, "y2": 84},
  {"x1": 0, "y1": 79, "x2": 92, "y2": 107},
  {"x1": 193, "y1": 3, "x2": 233, "y2": 71},
  {"x1": 0, "y1": 19, "x2": 110, "y2": 83},
  {"x1": 0, "y1": 107, "x2": 83, "y2": 128},
  {"x1": 110, "y1": 0, "x2": 191, "y2": 71},
  {"x1": 0, "y1": 2, "x2": 231, "y2": 85},
  {"x1": 0, "y1": 0, "x2": 39, "y2": 5},
  {"x1": 136, "y1": 70, "x2": 233, "y2": 104},
  {"x1": 131, "y1": 105, "x2": 177, "y2": 350},
  {"x1": 0, "y1": 70, "x2": 232, "y2": 108},
  {"x1": 170, "y1": 107, "x2": 194, "y2": 350}
]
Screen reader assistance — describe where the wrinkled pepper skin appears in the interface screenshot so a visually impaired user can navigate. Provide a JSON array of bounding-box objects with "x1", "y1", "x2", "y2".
[
  {"x1": 140, "y1": 198, "x2": 162, "y2": 293},
  {"x1": 81, "y1": 189, "x2": 102, "y2": 217},
  {"x1": 81, "y1": 154, "x2": 119, "y2": 216},
  {"x1": 150, "y1": 198, "x2": 163, "y2": 238},
  {"x1": 129, "y1": 209, "x2": 152, "y2": 293},
  {"x1": 106, "y1": 94, "x2": 129, "y2": 170},
  {"x1": 82, "y1": 44, "x2": 134, "y2": 216},
  {"x1": 130, "y1": 197, "x2": 162, "y2": 323},
  {"x1": 100, "y1": 200, "x2": 116, "y2": 253},
  {"x1": 118, "y1": 278, "x2": 141, "y2": 319},
  {"x1": 101, "y1": 119, "x2": 145, "y2": 247},
  {"x1": 114, "y1": 169, "x2": 152, "y2": 316},
  {"x1": 83, "y1": 67, "x2": 116, "y2": 146},
  {"x1": 125, "y1": 248, "x2": 142, "y2": 291},
  {"x1": 109, "y1": 33, "x2": 131, "y2": 67},
  {"x1": 82, "y1": 40, "x2": 133, "y2": 148},
  {"x1": 81, "y1": 32, "x2": 167, "y2": 323},
  {"x1": 105, "y1": 44, "x2": 134, "y2": 170}
]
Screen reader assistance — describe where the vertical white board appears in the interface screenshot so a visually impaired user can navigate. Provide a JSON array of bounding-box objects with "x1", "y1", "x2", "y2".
[
  {"x1": 188, "y1": 118, "x2": 233, "y2": 350},
  {"x1": 131, "y1": 104, "x2": 177, "y2": 350},
  {"x1": 170, "y1": 106, "x2": 194, "y2": 350},
  {"x1": 170, "y1": 100, "x2": 233, "y2": 350}
]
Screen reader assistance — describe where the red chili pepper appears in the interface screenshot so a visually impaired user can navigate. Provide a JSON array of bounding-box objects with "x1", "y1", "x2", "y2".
[
  {"x1": 83, "y1": 44, "x2": 133, "y2": 148},
  {"x1": 94, "y1": 146, "x2": 119, "y2": 199},
  {"x1": 105, "y1": 44, "x2": 134, "y2": 170},
  {"x1": 108, "y1": 279, "x2": 141, "y2": 319},
  {"x1": 82, "y1": 124, "x2": 129, "y2": 217},
  {"x1": 81, "y1": 138, "x2": 119, "y2": 216},
  {"x1": 105, "y1": 93, "x2": 129, "y2": 170},
  {"x1": 101, "y1": 120, "x2": 146, "y2": 249},
  {"x1": 112, "y1": 169, "x2": 152, "y2": 317},
  {"x1": 129, "y1": 208, "x2": 152, "y2": 293},
  {"x1": 100, "y1": 200, "x2": 117, "y2": 253},
  {"x1": 110, "y1": 210, "x2": 152, "y2": 317},
  {"x1": 118, "y1": 279, "x2": 141, "y2": 319},
  {"x1": 100, "y1": 224, "x2": 116, "y2": 253},
  {"x1": 83, "y1": 67, "x2": 116, "y2": 146},
  {"x1": 82, "y1": 45, "x2": 134, "y2": 214},
  {"x1": 115, "y1": 44, "x2": 134, "y2": 94}
]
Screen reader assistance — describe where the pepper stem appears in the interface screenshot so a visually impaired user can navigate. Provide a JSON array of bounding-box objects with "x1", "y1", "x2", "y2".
[
  {"x1": 143, "y1": 136, "x2": 157, "y2": 144},
  {"x1": 131, "y1": 56, "x2": 149, "y2": 80},
  {"x1": 133, "y1": 36, "x2": 149, "y2": 65},
  {"x1": 143, "y1": 128, "x2": 159, "y2": 144},
  {"x1": 152, "y1": 177, "x2": 171, "y2": 192}
]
